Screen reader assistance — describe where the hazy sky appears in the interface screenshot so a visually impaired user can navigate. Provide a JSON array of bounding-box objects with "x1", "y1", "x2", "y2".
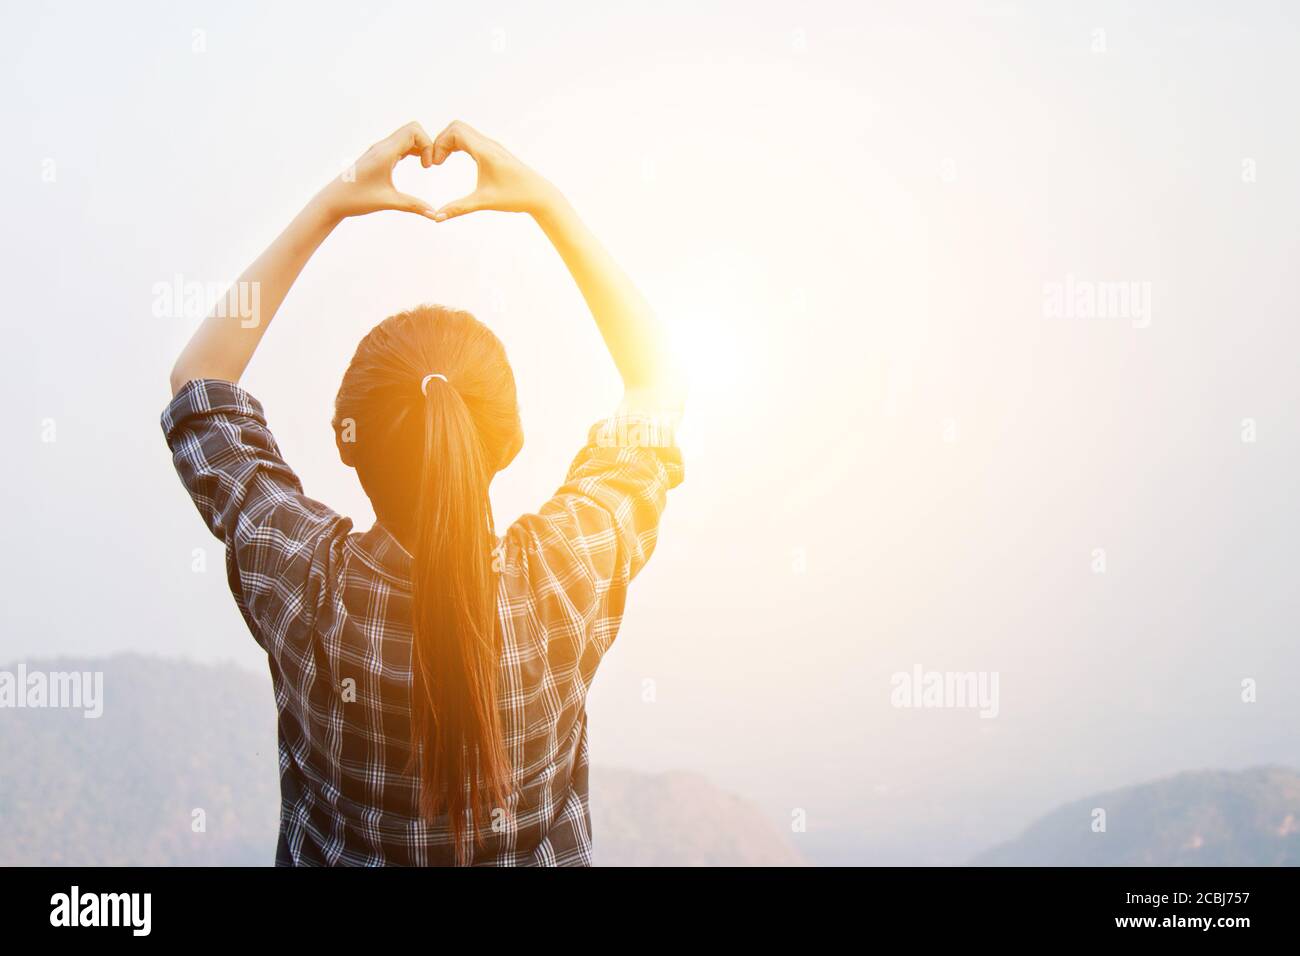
[{"x1": 4, "y1": 1, "x2": 1299, "y2": 861}]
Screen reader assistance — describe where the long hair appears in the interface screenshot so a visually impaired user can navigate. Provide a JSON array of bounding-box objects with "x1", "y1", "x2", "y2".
[{"x1": 333, "y1": 305, "x2": 522, "y2": 861}]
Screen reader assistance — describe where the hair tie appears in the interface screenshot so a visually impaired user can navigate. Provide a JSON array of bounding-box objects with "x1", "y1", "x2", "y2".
[{"x1": 420, "y1": 373, "x2": 448, "y2": 395}]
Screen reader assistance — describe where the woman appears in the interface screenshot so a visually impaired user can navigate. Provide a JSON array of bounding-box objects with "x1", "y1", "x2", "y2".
[{"x1": 163, "y1": 121, "x2": 684, "y2": 865}]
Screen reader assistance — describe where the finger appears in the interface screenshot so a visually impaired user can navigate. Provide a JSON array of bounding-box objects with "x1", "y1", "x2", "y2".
[
  {"x1": 432, "y1": 191, "x2": 486, "y2": 222},
  {"x1": 388, "y1": 190, "x2": 439, "y2": 220},
  {"x1": 386, "y1": 121, "x2": 435, "y2": 165},
  {"x1": 429, "y1": 125, "x2": 460, "y2": 166},
  {"x1": 430, "y1": 120, "x2": 484, "y2": 165},
  {"x1": 407, "y1": 122, "x2": 435, "y2": 168}
]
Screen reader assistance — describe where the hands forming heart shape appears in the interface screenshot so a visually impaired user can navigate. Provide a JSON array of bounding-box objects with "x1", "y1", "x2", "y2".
[{"x1": 319, "y1": 120, "x2": 560, "y2": 224}]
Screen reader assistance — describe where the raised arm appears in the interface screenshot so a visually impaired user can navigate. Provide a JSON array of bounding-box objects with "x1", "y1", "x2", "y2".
[
  {"x1": 169, "y1": 122, "x2": 441, "y2": 396},
  {"x1": 429, "y1": 121, "x2": 684, "y2": 412}
]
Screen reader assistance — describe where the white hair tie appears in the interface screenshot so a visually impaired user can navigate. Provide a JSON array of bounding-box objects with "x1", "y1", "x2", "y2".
[{"x1": 420, "y1": 373, "x2": 448, "y2": 395}]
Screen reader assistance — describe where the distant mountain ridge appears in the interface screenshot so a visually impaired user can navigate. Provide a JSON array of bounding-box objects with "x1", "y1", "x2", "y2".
[
  {"x1": 972, "y1": 767, "x2": 1300, "y2": 866},
  {"x1": 0, "y1": 655, "x2": 803, "y2": 866}
]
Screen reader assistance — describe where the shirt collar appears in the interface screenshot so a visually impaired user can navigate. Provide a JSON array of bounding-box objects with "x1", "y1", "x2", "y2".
[{"x1": 347, "y1": 521, "x2": 508, "y2": 588}]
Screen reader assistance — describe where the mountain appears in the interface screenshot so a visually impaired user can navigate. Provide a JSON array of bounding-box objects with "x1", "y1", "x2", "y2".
[
  {"x1": 972, "y1": 767, "x2": 1300, "y2": 866},
  {"x1": 0, "y1": 655, "x2": 802, "y2": 866},
  {"x1": 591, "y1": 767, "x2": 803, "y2": 866}
]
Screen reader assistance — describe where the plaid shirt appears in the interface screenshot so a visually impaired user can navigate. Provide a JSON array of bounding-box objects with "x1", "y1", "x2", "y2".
[{"x1": 162, "y1": 379, "x2": 682, "y2": 866}]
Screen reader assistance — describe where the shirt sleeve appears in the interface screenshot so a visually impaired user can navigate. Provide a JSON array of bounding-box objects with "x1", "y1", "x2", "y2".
[
  {"x1": 161, "y1": 379, "x2": 351, "y2": 654},
  {"x1": 506, "y1": 412, "x2": 684, "y2": 667}
]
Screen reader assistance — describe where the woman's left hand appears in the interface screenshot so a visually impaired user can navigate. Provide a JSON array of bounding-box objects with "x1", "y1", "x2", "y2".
[{"x1": 317, "y1": 122, "x2": 440, "y2": 221}]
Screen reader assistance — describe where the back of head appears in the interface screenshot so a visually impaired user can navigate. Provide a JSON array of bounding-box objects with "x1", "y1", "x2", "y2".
[{"x1": 333, "y1": 305, "x2": 522, "y2": 860}]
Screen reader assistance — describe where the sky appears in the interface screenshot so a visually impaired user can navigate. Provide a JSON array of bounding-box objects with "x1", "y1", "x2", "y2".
[{"x1": 3, "y1": 0, "x2": 1299, "y2": 863}]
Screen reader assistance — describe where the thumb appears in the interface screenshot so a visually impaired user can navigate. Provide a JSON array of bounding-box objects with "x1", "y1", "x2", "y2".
[
  {"x1": 432, "y1": 192, "x2": 486, "y2": 222},
  {"x1": 389, "y1": 191, "x2": 439, "y2": 220}
]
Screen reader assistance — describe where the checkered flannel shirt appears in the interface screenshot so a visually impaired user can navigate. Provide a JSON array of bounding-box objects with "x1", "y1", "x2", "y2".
[{"x1": 162, "y1": 379, "x2": 683, "y2": 866}]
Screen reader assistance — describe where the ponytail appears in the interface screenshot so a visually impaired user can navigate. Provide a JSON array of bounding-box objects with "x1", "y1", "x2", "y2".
[
  {"x1": 333, "y1": 305, "x2": 521, "y2": 864},
  {"x1": 411, "y1": 375, "x2": 508, "y2": 862}
]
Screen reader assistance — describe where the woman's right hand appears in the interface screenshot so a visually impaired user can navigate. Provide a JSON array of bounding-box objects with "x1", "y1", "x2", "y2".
[{"x1": 429, "y1": 121, "x2": 562, "y2": 221}]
